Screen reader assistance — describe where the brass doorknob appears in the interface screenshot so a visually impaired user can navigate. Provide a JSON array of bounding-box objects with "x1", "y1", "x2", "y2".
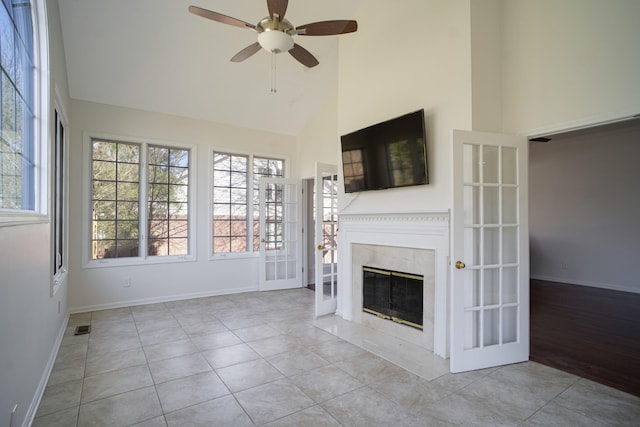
[
  {"x1": 455, "y1": 261, "x2": 466, "y2": 269},
  {"x1": 317, "y1": 245, "x2": 325, "y2": 251},
  {"x1": 260, "y1": 238, "x2": 265, "y2": 243}
]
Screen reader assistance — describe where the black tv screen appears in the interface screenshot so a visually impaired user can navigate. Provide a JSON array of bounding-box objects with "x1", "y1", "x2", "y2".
[{"x1": 341, "y1": 109, "x2": 428, "y2": 193}]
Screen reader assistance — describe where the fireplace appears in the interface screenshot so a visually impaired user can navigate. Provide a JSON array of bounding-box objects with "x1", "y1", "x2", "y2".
[
  {"x1": 363, "y1": 266, "x2": 424, "y2": 330},
  {"x1": 338, "y1": 212, "x2": 450, "y2": 357}
]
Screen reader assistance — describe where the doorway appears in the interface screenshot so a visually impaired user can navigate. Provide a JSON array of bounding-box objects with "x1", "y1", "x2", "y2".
[{"x1": 528, "y1": 118, "x2": 640, "y2": 395}]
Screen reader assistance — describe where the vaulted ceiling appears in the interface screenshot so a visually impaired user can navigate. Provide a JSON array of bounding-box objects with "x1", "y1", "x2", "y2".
[{"x1": 57, "y1": 0, "x2": 360, "y2": 135}]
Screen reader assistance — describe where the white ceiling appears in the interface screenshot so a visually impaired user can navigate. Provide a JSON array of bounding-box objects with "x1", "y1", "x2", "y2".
[{"x1": 57, "y1": 0, "x2": 360, "y2": 136}]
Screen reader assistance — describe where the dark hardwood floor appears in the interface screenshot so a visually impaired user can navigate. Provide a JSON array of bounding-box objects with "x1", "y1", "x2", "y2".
[{"x1": 530, "y1": 279, "x2": 640, "y2": 396}]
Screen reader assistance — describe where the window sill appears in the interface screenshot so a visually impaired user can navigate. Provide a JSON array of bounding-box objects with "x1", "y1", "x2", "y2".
[
  {"x1": 83, "y1": 254, "x2": 196, "y2": 269},
  {"x1": 209, "y1": 252, "x2": 260, "y2": 261},
  {"x1": 52, "y1": 268, "x2": 68, "y2": 296},
  {"x1": 0, "y1": 211, "x2": 48, "y2": 228}
]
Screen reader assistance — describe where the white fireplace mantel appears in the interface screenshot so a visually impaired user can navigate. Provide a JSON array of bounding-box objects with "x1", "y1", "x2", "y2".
[{"x1": 338, "y1": 211, "x2": 450, "y2": 358}]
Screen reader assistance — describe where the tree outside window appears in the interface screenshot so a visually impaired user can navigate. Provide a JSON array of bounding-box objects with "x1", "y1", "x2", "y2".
[{"x1": 90, "y1": 139, "x2": 190, "y2": 260}]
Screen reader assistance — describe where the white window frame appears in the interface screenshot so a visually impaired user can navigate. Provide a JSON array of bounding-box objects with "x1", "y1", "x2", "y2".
[
  {"x1": 209, "y1": 147, "x2": 288, "y2": 260},
  {"x1": 82, "y1": 132, "x2": 197, "y2": 268},
  {"x1": 0, "y1": 0, "x2": 49, "y2": 227},
  {"x1": 51, "y1": 90, "x2": 68, "y2": 296}
]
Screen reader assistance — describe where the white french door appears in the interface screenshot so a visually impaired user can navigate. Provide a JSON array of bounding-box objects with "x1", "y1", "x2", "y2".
[
  {"x1": 314, "y1": 163, "x2": 338, "y2": 316},
  {"x1": 450, "y1": 130, "x2": 529, "y2": 373},
  {"x1": 258, "y1": 178, "x2": 303, "y2": 291}
]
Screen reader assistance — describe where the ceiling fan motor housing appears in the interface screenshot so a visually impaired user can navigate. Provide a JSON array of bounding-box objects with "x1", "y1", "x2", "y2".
[{"x1": 257, "y1": 17, "x2": 294, "y2": 53}]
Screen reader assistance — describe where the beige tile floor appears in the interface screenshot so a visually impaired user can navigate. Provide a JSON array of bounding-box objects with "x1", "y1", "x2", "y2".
[{"x1": 34, "y1": 288, "x2": 640, "y2": 426}]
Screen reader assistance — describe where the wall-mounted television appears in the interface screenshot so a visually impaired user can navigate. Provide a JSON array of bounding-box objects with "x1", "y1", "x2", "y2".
[{"x1": 340, "y1": 109, "x2": 428, "y2": 193}]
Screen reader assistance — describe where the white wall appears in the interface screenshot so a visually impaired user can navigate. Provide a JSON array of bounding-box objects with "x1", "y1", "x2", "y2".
[
  {"x1": 67, "y1": 101, "x2": 297, "y2": 311},
  {"x1": 337, "y1": 0, "x2": 473, "y2": 213},
  {"x1": 501, "y1": 0, "x2": 640, "y2": 135},
  {"x1": 296, "y1": 90, "x2": 340, "y2": 179},
  {"x1": 0, "y1": 1, "x2": 71, "y2": 426},
  {"x1": 529, "y1": 124, "x2": 640, "y2": 293},
  {"x1": 471, "y1": 0, "x2": 502, "y2": 132}
]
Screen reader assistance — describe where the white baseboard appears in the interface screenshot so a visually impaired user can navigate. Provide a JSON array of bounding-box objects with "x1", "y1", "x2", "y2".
[
  {"x1": 531, "y1": 275, "x2": 639, "y2": 294},
  {"x1": 69, "y1": 286, "x2": 258, "y2": 313},
  {"x1": 23, "y1": 314, "x2": 69, "y2": 427}
]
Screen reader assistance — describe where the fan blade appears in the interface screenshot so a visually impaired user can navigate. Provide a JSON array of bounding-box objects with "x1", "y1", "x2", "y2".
[
  {"x1": 188, "y1": 5, "x2": 256, "y2": 30},
  {"x1": 289, "y1": 44, "x2": 319, "y2": 68},
  {"x1": 230, "y1": 42, "x2": 262, "y2": 62},
  {"x1": 267, "y1": 0, "x2": 288, "y2": 20},
  {"x1": 296, "y1": 20, "x2": 358, "y2": 36}
]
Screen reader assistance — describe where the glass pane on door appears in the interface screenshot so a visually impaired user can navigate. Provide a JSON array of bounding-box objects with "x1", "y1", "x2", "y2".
[
  {"x1": 320, "y1": 174, "x2": 338, "y2": 301},
  {"x1": 260, "y1": 178, "x2": 301, "y2": 290},
  {"x1": 461, "y1": 143, "x2": 521, "y2": 350}
]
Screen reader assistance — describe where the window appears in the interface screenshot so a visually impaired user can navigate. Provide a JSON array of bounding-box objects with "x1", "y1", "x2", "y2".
[
  {"x1": 147, "y1": 145, "x2": 190, "y2": 256},
  {"x1": 89, "y1": 137, "x2": 192, "y2": 264},
  {"x1": 212, "y1": 152, "x2": 284, "y2": 255},
  {"x1": 0, "y1": 0, "x2": 36, "y2": 211},
  {"x1": 252, "y1": 157, "x2": 284, "y2": 250},
  {"x1": 52, "y1": 108, "x2": 66, "y2": 284}
]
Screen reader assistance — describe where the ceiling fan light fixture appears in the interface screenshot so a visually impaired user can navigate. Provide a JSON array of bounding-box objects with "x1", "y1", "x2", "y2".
[{"x1": 258, "y1": 30, "x2": 294, "y2": 53}]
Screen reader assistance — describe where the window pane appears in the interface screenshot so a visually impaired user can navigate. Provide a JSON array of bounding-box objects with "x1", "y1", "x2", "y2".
[
  {"x1": 148, "y1": 238, "x2": 167, "y2": 256},
  {"x1": 93, "y1": 180, "x2": 116, "y2": 201},
  {"x1": 93, "y1": 160, "x2": 116, "y2": 181},
  {"x1": 212, "y1": 152, "x2": 248, "y2": 254},
  {"x1": 93, "y1": 220, "x2": 116, "y2": 239},
  {"x1": 169, "y1": 166, "x2": 188, "y2": 186},
  {"x1": 117, "y1": 182, "x2": 139, "y2": 201},
  {"x1": 93, "y1": 201, "x2": 115, "y2": 220},
  {"x1": 117, "y1": 220, "x2": 138, "y2": 239},
  {"x1": 1, "y1": 6, "x2": 16, "y2": 79},
  {"x1": 0, "y1": 1, "x2": 34, "y2": 211},
  {"x1": 147, "y1": 145, "x2": 190, "y2": 257},
  {"x1": 118, "y1": 162, "x2": 139, "y2": 182},
  {"x1": 117, "y1": 201, "x2": 138, "y2": 220},
  {"x1": 93, "y1": 240, "x2": 116, "y2": 259},
  {"x1": 118, "y1": 143, "x2": 139, "y2": 163},
  {"x1": 253, "y1": 157, "x2": 284, "y2": 250},
  {"x1": 116, "y1": 240, "x2": 138, "y2": 258},
  {"x1": 169, "y1": 238, "x2": 188, "y2": 255},
  {"x1": 169, "y1": 184, "x2": 188, "y2": 203},
  {"x1": 169, "y1": 220, "x2": 188, "y2": 238},
  {"x1": 91, "y1": 140, "x2": 140, "y2": 259}
]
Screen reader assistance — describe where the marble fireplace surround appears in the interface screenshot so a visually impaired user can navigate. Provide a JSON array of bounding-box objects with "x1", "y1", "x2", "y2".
[{"x1": 338, "y1": 212, "x2": 449, "y2": 358}]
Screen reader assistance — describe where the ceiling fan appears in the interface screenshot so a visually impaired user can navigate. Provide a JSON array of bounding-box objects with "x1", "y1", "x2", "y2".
[{"x1": 188, "y1": 0, "x2": 358, "y2": 68}]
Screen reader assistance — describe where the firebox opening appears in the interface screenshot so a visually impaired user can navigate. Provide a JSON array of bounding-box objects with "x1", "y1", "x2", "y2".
[{"x1": 362, "y1": 266, "x2": 424, "y2": 330}]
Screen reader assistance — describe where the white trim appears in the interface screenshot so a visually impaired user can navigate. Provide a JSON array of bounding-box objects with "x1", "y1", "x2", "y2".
[
  {"x1": 0, "y1": 0, "x2": 49, "y2": 221},
  {"x1": 531, "y1": 275, "x2": 639, "y2": 295},
  {"x1": 81, "y1": 132, "x2": 197, "y2": 268},
  {"x1": 34, "y1": 0, "x2": 50, "y2": 217},
  {"x1": 51, "y1": 92, "x2": 69, "y2": 297},
  {"x1": 338, "y1": 211, "x2": 450, "y2": 358},
  {"x1": 69, "y1": 285, "x2": 258, "y2": 314},
  {"x1": 0, "y1": 211, "x2": 48, "y2": 227},
  {"x1": 23, "y1": 312, "x2": 68, "y2": 427},
  {"x1": 525, "y1": 111, "x2": 640, "y2": 139}
]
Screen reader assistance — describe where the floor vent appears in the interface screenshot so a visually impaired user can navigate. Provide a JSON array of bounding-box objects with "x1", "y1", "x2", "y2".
[{"x1": 74, "y1": 325, "x2": 91, "y2": 335}]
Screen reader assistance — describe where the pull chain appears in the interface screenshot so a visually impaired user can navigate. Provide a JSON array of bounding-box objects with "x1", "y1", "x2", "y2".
[{"x1": 270, "y1": 51, "x2": 277, "y2": 93}]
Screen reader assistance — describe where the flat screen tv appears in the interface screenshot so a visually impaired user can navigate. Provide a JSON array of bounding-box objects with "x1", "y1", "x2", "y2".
[{"x1": 340, "y1": 109, "x2": 428, "y2": 193}]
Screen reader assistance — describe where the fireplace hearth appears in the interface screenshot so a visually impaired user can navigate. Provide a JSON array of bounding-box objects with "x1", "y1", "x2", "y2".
[{"x1": 363, "y1": 266, "x2": 424, "y2": 330}]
